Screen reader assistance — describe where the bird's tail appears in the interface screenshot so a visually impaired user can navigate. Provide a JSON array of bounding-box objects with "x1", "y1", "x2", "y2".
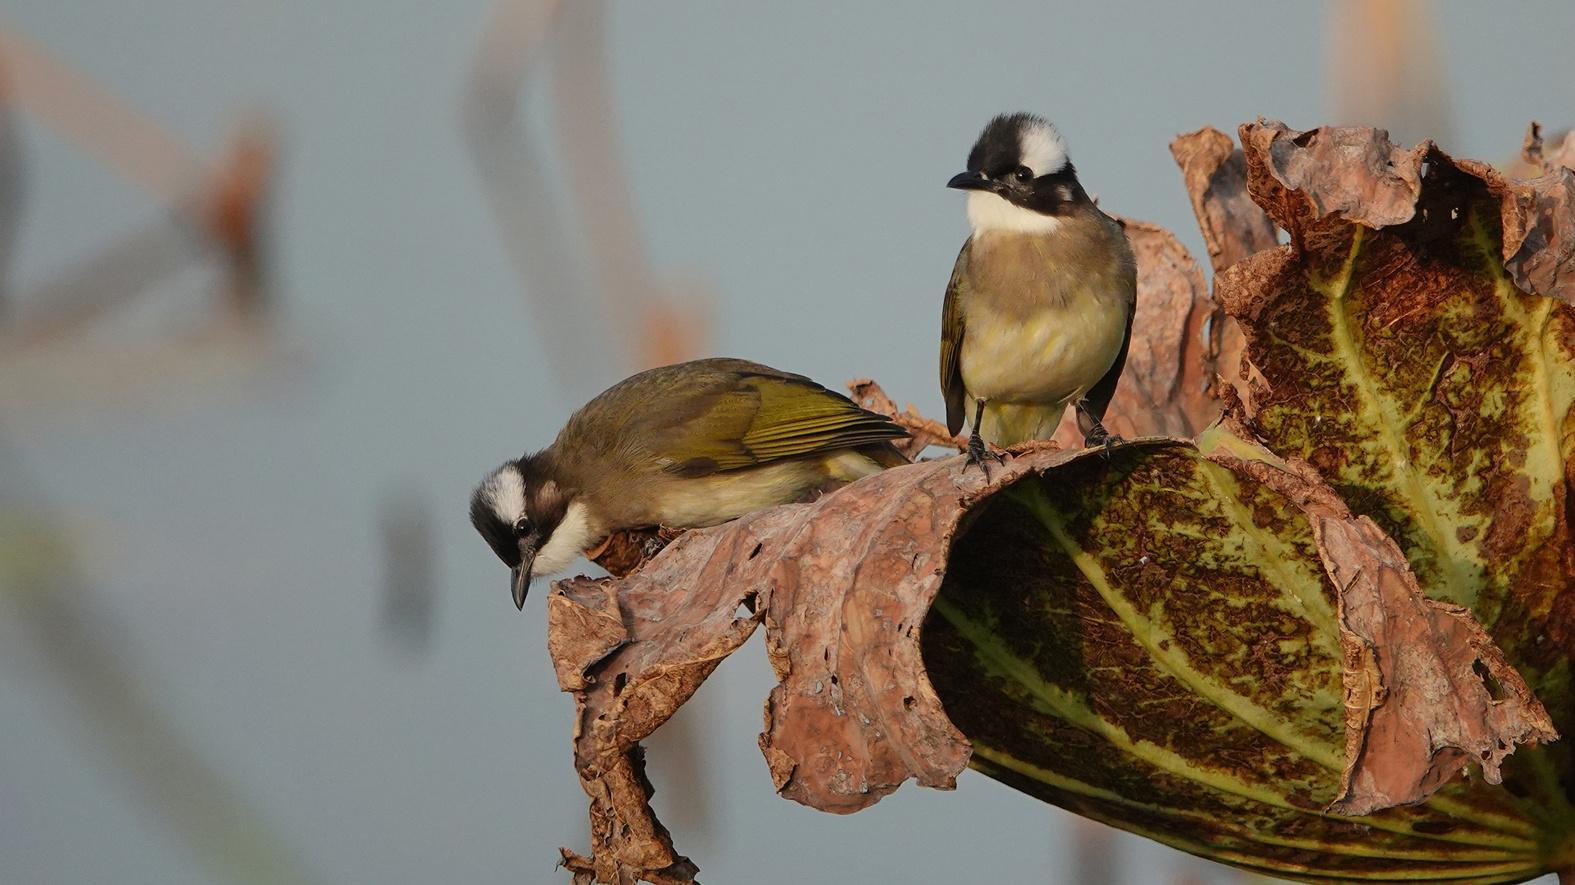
[{"x1": 863, "y1": 441, "x2": 912, "y2": 469}]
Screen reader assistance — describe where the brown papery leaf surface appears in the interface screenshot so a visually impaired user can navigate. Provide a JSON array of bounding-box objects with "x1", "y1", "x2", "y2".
[
  {"x1": 549, "y1": 447, "x2": 1068, "y2": 884},
  {"x1": 1169, "y1": 126, "x2": 1279, "y2": 406},
  {"x1": 1238, "y1": 118, "x2": 1575, "y2": 304},
  {"x1": 1519, "y1": 122, "x2": 1575, "y2": 177},
  {"x1": 1170, "y1": 126, "x2": 1279, "y2": 274}
]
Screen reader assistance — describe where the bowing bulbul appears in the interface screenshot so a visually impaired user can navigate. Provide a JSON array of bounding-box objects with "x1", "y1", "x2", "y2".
[
  {"x1": 470, "y1": 358, "x2": 909, "y2": 609},
  {"x1": 940, "y1": 112, "x2": 1136, "y2": 467}
]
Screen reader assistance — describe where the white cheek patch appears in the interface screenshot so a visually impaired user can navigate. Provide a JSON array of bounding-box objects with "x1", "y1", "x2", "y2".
[
  {"x1": 531, "y1": 500, "x2": 600, "y2": 577},
  {"x1": 966, "y1": 191, "x2": 1063, "y2": 234},
  {"x1": 1019, "y1": 121, "x2": 1068, "y2": 177},
  {"x1": 488, "y1": 465, "x2": 526, "y2": 525}
]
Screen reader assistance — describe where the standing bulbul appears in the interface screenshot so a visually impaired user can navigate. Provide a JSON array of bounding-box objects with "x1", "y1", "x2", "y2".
[
  {"x1": 470, "y1": 358, "x2": 908, "y2": 609},
  {"x1": 940, "y1": 113, "x2": 1136, "y2": 467}
]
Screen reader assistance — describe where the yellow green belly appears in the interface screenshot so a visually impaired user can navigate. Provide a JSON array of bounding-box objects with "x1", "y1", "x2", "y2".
[{"x1": 978, "y1": 400, "x2": 1072, "y2": 447}]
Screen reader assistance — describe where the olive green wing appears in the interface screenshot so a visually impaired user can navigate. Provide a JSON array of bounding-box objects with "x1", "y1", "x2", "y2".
[
  {"x1": 650, "y1": 362, "x2": 908, "y2": 477},
  {"x1": 940, "y1": 239, "x2": 972, "y2": 436}
]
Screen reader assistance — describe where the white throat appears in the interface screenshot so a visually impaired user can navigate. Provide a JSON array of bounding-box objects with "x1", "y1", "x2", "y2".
[
  {"x1": 966, "y1": 191, "x2": 1062, "y2": 234},
  {"x1": 531, "y1": 500, "x2": 601, "y2": 577}
]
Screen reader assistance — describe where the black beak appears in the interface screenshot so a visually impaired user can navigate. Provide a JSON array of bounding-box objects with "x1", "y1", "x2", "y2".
[
  {"x1": 947, "y1": 170, "x2": 996, "y2": 192},
  {"x1": 511, "y1": 544, "x2": 536, "y2": 610}
]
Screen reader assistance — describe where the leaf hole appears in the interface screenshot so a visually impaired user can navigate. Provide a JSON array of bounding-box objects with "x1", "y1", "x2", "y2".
[
  {"x1": 613, "y1": 672, "x2": 628, "y2": 695},
  {"x1": 735, "y1": 590, "x2": 758, "y2": 620},
  {"x1": 903, "y1": 696, "x2": 915, "y2": 711},
  {"x1": 747, "y1": 542, "x2": 763, "y2": 560},
  {"x1": 830, "y1": 674, "x2": 839, "y2": 687},
  {"x1": 1471, "y1": 659, "x2": 1506, "y2": 702}
]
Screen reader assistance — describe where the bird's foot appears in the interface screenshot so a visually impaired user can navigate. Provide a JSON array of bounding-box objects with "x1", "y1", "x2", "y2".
[
  {"x1": 964, "y1": 432, "x2": 1006, "y2": 479},
  {"x1": 1083, "y1": 426, "x2": 1124, "y2": 460}
]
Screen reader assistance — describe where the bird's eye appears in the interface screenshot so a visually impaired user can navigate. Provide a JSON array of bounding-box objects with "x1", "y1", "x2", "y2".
[
  {"x1": 513, "y1": 517, "x2": 533, "y2": 537},
  {"x1": 1014, "y1": 166, "x2": 1035, "y2": 182}
]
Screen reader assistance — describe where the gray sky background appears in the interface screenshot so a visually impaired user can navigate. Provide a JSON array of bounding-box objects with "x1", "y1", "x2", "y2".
[{"x1": 3, "y1": 2, "x2": 1571, "y2": 883}]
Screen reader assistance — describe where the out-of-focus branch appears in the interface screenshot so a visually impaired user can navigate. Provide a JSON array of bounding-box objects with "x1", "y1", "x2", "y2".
[
  {"x1": 463, "y1": 1, "x2": 714, "y2": 383},
  {"x1": 0, "y1": 29, "x2": 206, "y2": 209},
  {"x1": 462, "y1": 0, "x2": 614, "y2": 401},
  {"x1": 0, "y1": 60, "x2": 22, "y2": 317},
  {"x1": 0, "y1": 29, "x2": 276, "y2": 369},
  {"x1": 547, "y1": 0, "x2": 646, "y2": 360},
  {"x1": 0, "y1": 217, "x2": 191, "y2": 352},
  {"x1": 197, "y1": 120, "x2": 276, "y2": 319}
]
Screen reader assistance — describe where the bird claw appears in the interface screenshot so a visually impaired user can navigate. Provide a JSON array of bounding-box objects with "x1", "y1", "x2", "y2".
[
  {"x1": 640, "y1": 534, "x2": 669, "y2": 559},
  {"x1": 964, "y1": 432, "x2": 1007, "y2": 480},
  {"x1": 1084, "y1": 429, "x2": 1124, "y2": 460}
]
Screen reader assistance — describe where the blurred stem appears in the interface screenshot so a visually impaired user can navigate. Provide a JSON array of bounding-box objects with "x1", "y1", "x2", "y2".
[{"x1": 0, "y1": 30, "x2": 208, "y2": 211}]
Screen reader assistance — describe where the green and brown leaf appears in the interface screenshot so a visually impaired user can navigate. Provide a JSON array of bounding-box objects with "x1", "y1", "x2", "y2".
[
  {"x1": 927, "y1": 439, "x2": 1557, "y2": 884},
  {"x1": 1216, "y1": 121, "x2": 1575, "y2": 844}
]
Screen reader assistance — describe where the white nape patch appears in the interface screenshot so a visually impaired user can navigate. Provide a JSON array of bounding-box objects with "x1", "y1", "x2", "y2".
[
  {"x1": 487, "y1": 464, "x2": 527, "y2": 526},
  {"x1": 531, "y1": 500, "x2": 599, "y2": 577},
  {"x1": 1018, "y1": 120, "x2": 1068, "y2": 177},
  {"x1": 966, "y1": 191, "x2": 1063, "y2": 234}
]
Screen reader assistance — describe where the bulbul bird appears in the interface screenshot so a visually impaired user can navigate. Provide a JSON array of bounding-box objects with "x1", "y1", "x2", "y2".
[
  {"x1": 470, "y1": 357, "x2": 909, "y2": 609},
  {"x1": 940, "y1": 112, "x2": 1136, "y2": 467}
]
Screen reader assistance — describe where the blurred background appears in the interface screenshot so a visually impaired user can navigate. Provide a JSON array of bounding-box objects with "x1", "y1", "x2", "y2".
[{"x1": 1, "y1": 2, "x2": 1571, "y2": 883}]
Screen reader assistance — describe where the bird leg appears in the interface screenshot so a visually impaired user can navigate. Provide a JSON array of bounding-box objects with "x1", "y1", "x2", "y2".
[
  {"x1": 1076, "y1": 399, "x2": 1123, "y2": 457},
  {"x1": 964, "y1": 398, "x2": 1006, "y2": 478}
]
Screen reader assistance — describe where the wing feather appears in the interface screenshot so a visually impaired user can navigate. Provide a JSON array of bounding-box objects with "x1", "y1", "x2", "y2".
[
  {"x1": 940, "y1": 240, "x2": 972, "y2": 436},
  {"x1": 654, "y1": 364, "x2": 907, "y2": 476}
]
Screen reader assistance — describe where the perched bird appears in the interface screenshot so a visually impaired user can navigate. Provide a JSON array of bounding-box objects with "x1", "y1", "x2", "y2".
[
  {"x1": 470, "y1": 358, "x2": 909, "y2": 608},
  {"x1": 940, "y1": 112, "x2": 1136, "y2": 466}
]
